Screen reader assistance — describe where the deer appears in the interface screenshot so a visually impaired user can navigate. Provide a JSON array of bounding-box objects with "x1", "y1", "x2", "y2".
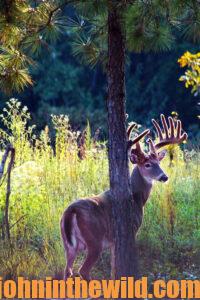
[{"x1": 60, "y1": 114, "x2": 187, "y2": 280}]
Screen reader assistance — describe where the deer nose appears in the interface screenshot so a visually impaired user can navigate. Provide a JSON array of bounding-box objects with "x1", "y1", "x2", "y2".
[{"x1": 159, "y1": 174, "x2": 168, "y2": 182}]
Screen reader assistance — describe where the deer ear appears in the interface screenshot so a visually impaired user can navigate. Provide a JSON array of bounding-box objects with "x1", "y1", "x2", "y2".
[
  {"x1": 130, "y1": 150, "x2": 139, "y2": 164},
  {"x1": 158, "y1": 150, "x2": 167, "y2": 161}
]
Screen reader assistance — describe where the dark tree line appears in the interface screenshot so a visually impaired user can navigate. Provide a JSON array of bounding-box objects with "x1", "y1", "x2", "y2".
[{"x1": 0, "y1": 40, "x2": 198, "y2": 138}]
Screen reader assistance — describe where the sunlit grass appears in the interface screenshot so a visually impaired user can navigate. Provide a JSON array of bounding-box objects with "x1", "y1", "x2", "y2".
[{"x1": 0, "y1": 99, "x2": 199, "y2": 279}]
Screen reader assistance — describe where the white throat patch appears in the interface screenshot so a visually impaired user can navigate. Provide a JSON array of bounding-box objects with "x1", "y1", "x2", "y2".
[{"x1": 143, "y1": 176, "x2": 153, "y2": 185}]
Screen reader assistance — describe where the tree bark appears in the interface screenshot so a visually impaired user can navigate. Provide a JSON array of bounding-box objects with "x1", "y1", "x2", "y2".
[
  {"x1": 0, "y1": 145, "x2": 15, "y2": 242},
  {"x1": 107, "y1": 4, "x2": 138, "y2": 281},
  {"x1": 4, "y1": 147, "x2": 15, "y2": 241}
]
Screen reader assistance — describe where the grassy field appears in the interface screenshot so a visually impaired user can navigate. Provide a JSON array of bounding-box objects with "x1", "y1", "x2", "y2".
[{"x1": 0, "y1": 99, "x2": 199, "y2": 281}]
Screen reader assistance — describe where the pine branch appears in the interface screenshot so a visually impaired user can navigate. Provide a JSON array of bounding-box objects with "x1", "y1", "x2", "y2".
[
  {"x1": 37, "y1": 0, "x2": 72, "y2": 32},
  {"x1": 19, "y1": 0, "x2": 78, "y2": 48}
]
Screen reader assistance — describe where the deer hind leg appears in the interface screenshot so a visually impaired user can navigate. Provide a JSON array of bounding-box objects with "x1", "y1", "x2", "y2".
[
  {"x1": 79, "y1": 245, "x2": 102, "y2": 281},
  {"x1": 64, "y1": 246, "x2": 77, "y2": 280}
]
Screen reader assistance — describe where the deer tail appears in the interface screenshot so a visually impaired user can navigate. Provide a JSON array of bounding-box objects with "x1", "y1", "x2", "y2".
[{"x1": 61, "y1": 206, "x2": 75, "y2": 247}]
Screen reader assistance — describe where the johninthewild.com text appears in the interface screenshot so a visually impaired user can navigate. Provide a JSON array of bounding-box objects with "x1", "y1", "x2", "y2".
[{"x1": 0, "y1": 276, "x2": 199, "y2": 299}]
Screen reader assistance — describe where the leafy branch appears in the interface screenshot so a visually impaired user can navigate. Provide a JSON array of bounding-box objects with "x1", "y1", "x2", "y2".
[{"x1": 178, "y1": 51, "x2": 200, "y2": 96}]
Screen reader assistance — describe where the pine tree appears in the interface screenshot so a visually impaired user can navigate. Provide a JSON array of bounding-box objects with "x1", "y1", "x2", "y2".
[
  {"x1": 1, "y1": 1, "x2": 200, "y2": 94},
  {"x1": 1, "y1": 0, "x2": 200, "y2": 286}
]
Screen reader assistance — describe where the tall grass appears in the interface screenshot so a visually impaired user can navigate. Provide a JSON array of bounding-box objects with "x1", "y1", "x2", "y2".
[{"x1": 0, "y1": 99, "x2": 199, "y2": 280}]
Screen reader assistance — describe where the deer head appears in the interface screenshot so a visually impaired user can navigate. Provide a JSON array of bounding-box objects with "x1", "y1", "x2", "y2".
[{"x1": 128, "y1": 114, "x2": 187, "y2": 183}]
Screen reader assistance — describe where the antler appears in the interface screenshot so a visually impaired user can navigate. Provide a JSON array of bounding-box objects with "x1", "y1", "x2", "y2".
[
  {"x1": 127, "y1": 123, "x2": 150, "y2": 151},
  {"x1": 147, "y1": 138, "x2": 157, "y2": 156},
  {"x1": 152, "y1": 114, "x2": 188, "y2": 150}
]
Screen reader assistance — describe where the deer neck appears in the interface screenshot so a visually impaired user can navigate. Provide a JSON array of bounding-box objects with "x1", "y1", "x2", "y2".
[{"x1": 131, "y1": 166, "x2": 153, "y2": 207}]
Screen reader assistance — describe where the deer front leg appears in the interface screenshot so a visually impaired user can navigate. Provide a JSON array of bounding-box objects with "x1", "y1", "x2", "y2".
[{"x1": 79, "y1": 245, "x2": 102, "y2": 280}]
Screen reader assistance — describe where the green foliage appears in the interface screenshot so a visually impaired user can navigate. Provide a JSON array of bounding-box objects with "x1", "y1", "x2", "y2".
[
  {"x1": 1, "y1": 1, "x2": 200, "y2": 93},
  {"x1": 71, "y1": 36, "x2": 101, "y2": 67},
  {"x1": 0, "y1": 100, "x2": 199, "y2": 279},
  {"x1": 0, "y1": 47, "x2": 33, "y2": 93},
  {"x1": 139, "y1": 152, "x2": 200, "y2": 268},
  {"x1": 0, "y1": 0, "x2": 69, "y2": 93},
  {"x1": 178, "y1": 51, "x2": 200, "y2": 96},
  {"x1": 69, "y1": 11, "x2": 107, "y2": 68},
  {"x1": 125, "y1": 2, "x2": 175, "y2": 53},
  {"x1": 0, "y1": 98, "x2": 36, "y2": 162},
  {"x1": 71, "y1": 0, "x2": 200, "y2": 66},
  {"x1": 28, "y1": 44, "x2": 107, "y2": 130}
]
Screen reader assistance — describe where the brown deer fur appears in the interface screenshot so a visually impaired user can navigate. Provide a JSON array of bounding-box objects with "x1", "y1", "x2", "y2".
[{"x1": 60, "y1": 115, "x2": 187, "y2": 280}]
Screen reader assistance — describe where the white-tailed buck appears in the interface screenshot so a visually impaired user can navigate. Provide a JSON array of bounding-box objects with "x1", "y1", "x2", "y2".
[{"x1": 60, "y1": 115, "x2": 187, "y2": 280}]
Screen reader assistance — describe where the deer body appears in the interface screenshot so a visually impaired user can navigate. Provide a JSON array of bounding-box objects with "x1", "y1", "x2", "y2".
[
  {"x1": 61, "y1": 114, "x2": 187, "y2": 280},
  {"x1": 61, "y1": 191, "x2": 112, "y2": 280},
  {"x1": 61, "y1": 164, "x2": 163, "y2": 280}
]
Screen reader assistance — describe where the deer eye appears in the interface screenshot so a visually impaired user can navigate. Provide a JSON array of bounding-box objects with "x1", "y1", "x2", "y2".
[{"x1": 145, "y1": 163, "x2": 151, "y2": 168}]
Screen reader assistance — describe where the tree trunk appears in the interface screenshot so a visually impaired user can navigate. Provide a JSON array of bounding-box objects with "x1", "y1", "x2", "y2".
[
  {"x1": 1, "y1": 145, "x2": 15, "y2": 242},
  {"x1": 107, "y1": 4, "x2": 138, "y2": 281}
]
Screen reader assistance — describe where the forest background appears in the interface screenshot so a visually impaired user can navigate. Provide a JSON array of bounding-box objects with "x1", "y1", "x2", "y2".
[{"x1": 0, "y1": 5, "x2": 199, "y2": 139}]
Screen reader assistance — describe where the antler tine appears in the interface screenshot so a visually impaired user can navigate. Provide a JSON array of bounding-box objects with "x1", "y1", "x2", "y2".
[
  {"x1": 161, "y1": 114, "x2": 169, "y2": 138},
  {"x1": 132, "y1": 129, "x2": 150, "y2": 144},
  {"x1": 175, "y1": 119, "x2": 188, "y2": 141},
  {"x1": 147, "y1": 138, "x2": 157, "y2": 155},
  {"x1": 180, "y1": 132, "x2": 188, "y2": 142},
  {"x1": 168, "y1": 116, "x2": 175, "y2": 138},
  {"x1": 176, "y1": 120, "x2": 181, "y2": 137},
  {"x1": 136, "y1": 140, "x2": 143, "y2": 153},
  {"x1": 128, "y1": 129, "x2": 150, "y2": 150},
  {"x1": 127, "y1": 120, "x2": 150, "y2": 152},
  {"x1": 152, "y1": 114, "x2": 188, "y2": 150},
  {"x1": 129, "y1": 130, "x2": 150, "y2": 164},
  {"x1": 152, "y1": 118, "x2": 163, "y2": 140},
  {"x1": 127, "y1": 123, "x2": 137, "y2": 140}
]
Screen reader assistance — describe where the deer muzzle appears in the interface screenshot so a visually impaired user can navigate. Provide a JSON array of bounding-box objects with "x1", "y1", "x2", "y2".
[{"x1": 159, "y1": 174, "x2": 168, "y2": 182}]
